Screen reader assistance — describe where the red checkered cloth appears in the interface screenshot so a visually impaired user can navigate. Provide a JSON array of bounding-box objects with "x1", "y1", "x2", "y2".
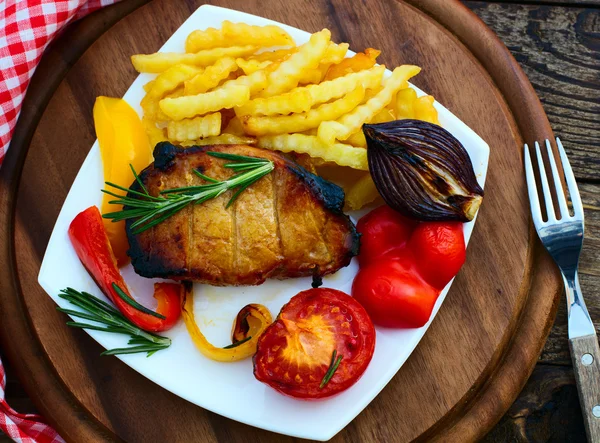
[
  {"x1": 0, "y1": 356, "x2": 64, "y2": 443},
  {"x1": 0, "y1": 0, "x2": 120, "y2": 168},
  {"x1": 1, "y1": 2, "x2": 121, "y2": 439}
]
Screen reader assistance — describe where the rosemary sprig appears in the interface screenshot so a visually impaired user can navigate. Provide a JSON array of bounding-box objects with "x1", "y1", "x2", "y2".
[
  {"x1": 102, "y1": 152, "x2": 274, "y2": 234},
  {"x1": 222, "y1": 336, "x2": 252, "y2": 349},
  {"x1": 57, "y1": 288, "x2": 171, "y2": 357},
  {"x1": 319, "y1": 349, "x2": 343, "y2": 389}
]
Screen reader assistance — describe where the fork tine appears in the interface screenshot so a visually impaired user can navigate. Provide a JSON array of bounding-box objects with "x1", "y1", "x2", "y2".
[
  {"x1": 556, "y1": 137, "x2": 584, "y2": 220},
  {"x1": 524, "y1": 144, "x2": 544, "y2": 227},
  {"x1": 534, "y1": 141, "x2": 556, "y2": 221},
  {"x1": 545, "y1": 139, "x2": 570, "y2": 219}
]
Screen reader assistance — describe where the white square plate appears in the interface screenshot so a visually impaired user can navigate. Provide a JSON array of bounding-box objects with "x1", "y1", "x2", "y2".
[{"x1": 39, "y1": 5, "x2": 489, "y2": 441}]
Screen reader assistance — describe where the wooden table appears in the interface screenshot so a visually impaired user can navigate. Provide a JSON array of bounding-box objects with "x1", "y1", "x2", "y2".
[{"x1": 1, "y1": 0, "x2": 598, "y2": 441}]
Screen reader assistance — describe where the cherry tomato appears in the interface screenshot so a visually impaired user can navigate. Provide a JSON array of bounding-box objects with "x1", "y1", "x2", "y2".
[
  {"x1": 253, "y1": 288, "x2": 375, "y2": 399},
  {"x1": 352, "y1": 255, "x2": 438, "y2": 328},
  {"x1": 356, "y1": 205, "x2": 416, "y2": 267},
  {"x1": 409, "y1": 222, "x2": 466, "y2": 289}
]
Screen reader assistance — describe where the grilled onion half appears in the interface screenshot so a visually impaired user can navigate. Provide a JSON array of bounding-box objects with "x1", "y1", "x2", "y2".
[{"x1": 364, "y1": 120, "x2": 483, "y2": 221}]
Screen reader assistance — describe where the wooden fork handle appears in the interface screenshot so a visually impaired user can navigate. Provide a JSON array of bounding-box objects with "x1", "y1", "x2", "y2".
[{"x1": 570, "y1": 334, "x2": 600, "y2": 442}]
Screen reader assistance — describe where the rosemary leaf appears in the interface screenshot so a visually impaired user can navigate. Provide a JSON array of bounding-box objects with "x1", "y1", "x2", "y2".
[
  {"x1": 101, "y1": 344, "x2": 169, "y2": 356},
  {"x1": 112, "y1": 283, "x2": 166, "y2": 319},
  {"x1": 193, "y1": 169, "x2": 219, "y2": 183},
  {"x1": 102, "y1": 152, "x2": 275, "y2": 234},
  {"x1": 319, "y1": 350, "x2": 343, "y2": 389},
  {"x1": 223, "y1": 336, "x2": 252, "y2": 349},
  {"x1": 57, "y1": 288, "x2": 171, "y2": 356}
]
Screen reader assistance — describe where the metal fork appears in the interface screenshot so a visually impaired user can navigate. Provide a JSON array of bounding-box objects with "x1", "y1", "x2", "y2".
[{"x1": 525, "y1": 138, "x2": 600, "y2": 442}]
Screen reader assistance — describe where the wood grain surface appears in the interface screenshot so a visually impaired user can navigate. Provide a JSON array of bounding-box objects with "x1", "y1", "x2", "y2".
[
  {"x1": 1, "y1": 0, "x2": 597, "y2": 441},
  {"x1": 467, "y1": 1, "x2": 600, "y2": 181},
  {"x1": 569, "y1": 334, "x2": 600, "y2": 441}
]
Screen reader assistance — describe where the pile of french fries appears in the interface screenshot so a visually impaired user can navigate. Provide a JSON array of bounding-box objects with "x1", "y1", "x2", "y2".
[{"x1": 133, "y1": 21, "x2": 439, "y2": 210}]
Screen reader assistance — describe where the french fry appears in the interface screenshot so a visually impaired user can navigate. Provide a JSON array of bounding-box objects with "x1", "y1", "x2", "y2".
[
  {"x1": 160, "y1": 85, "x2": 250, "y2": 120},
  {"x1": 184, "y1": 26, "x2": 223, "y2": 52},
  {"x1": 301, "y1": 128, "x2": 319, "y2": 136},
  {"x1": 242, "y1": 85, "x2": 365, "y2": 136},
  {"x1": 236, "y1": 58, "x2": 272, "y2": 75},
  {"x1": 261, "y1": 29, "x2": 331, "y2": 97},
  {"x1": 142, "y1": 77, "x2": 191, "y2": 121},
  {"x1": 180, "y1": 134, "x2": 257, "y2": 147},
  {"x1": 166, "y1": 86, "x2": 185, "y2": 99},
  {"x1": 369, "y1": 107, "x2": 395, "y2": 124},
  {"x1": 185, "y1": 21, "x2": 294, "y2": 53},
  {"x1": 298, "y1": 51, "x2": 352, "y2": 84},
  {"x1": 167, "y1": 113, "x2": 222, "y2": 141},
  {"x1": 346, "y1": 130, "x2": 367, "y2": 148},
  {"x1": 223, "y1": 116, "x2": 245, "y2": 135},
  {"x1": 317, "y1": 65, "x2": 421, "y2": 143},
  {"x1": 131, "y1": 46, "x2": 257, "y2": 73},
  {"x1": 143, "y1": 80, "x2": 155, "y2": 93},
  {"x1": 298, "y1": 63, "x2": 331, "y2": 86},
  {"x1": 324, "y1": 48, "x2": 380, "y2": 80},
  {"x1": 297, "y1": 67, "x2": 325, "y2": 85},
  {"x1": 236, "y1": 65, "x2": 383, "y2": 117},
  {"x1": 235, "y1": 88, "x2": 312, "y2": 116},
  {"x1": 140, "y1": 95, "x2": 163, "y2": 121},
  {"x1": 394, "y1": 87, "x2": 417, "y2": 119},
  {"x1": 143, "y1": 117, "x2": 167, "y2": 147},
  {"x1": 362, "y1": 84, "x2": 383, "y2": 103},
  {"x1": 249, "y1": 47, "x2": 297, "y2": 62},
  {"x1": 413, "y1": 95, "x2": 439, "y2": 125},
  {"x1": 142, "y1": 65, "x2": 202, "y2": 119},
  {"x1": 219, "y1": 70, "x2": 268, "y2": 96},
  {"x1": 304, "y1": 65, "x2": 384, "y2": 105},
  {"x1": 184, "y1": 57, "x2": 238, "y2": 95},
  {"x1": 257, "y1": 134, "x2": 368, "y2": 170},
  {"x1": 322, "y1": 42, "x2": 349, "y2": 64},
  {"x1": 152, "y1": 64, "x2": 202, "y2": 97},
  {"x1": 222, "y1": 21, "x2": 294, "y2": 48},
  {"x1": 344, "y1": 174, "x2": 380, "y2": 210}
]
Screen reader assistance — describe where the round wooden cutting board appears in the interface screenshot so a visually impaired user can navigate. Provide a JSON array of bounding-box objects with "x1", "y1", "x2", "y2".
[{"x1": 0, "y1": 0, "x2": 562, "y2": 441}]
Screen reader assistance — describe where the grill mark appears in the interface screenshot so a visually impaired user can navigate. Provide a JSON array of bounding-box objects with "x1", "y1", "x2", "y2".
[
  {"x1": 271, "y1": 169, "x2": 284, "y2": 276},
  {"x1": 309, "y1": 205, "x2": 332, "y2": 266},
  {"x1": 186, "y1": 158, "x2": 193, "y2": 275},
  {"x1": 232, "y1": 185, "x2": 238, "y2": 278},
  {"x1": 320, "y1": 213, "x2": 333, "y2": 270}
]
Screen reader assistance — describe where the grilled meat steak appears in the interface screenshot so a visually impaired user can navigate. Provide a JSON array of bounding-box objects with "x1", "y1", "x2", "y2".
[{"x1": 126, "y1": 142, "x2": 359, "y2": 286}]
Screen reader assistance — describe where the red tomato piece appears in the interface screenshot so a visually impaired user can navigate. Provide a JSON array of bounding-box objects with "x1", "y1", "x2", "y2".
[
  {"x1": 352, "y1": 255, "x2": 438, "y2": 328},
  {"x1": 356, "y1": 205, "x2": 417, "y2": 267},
  {"x1": 253, "y1": 288, "x2": 375, "y2": 399},
  {"x1": 409, "y1": 222, "x2": 466, "y2": 289}
]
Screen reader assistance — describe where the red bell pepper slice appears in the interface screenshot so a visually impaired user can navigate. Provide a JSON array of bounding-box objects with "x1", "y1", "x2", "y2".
[{"x1": 68, "y1": 206, "x2": 181, "y2": 332}]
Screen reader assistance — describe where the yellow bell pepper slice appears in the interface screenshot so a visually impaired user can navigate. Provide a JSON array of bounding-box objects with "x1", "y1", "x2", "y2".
[
  {"x1": 93, "y1": 97, "x2": 153, "y2": 266},
  {"x1": 181, "y1": 285, "x2": 272, "y2": 362}
]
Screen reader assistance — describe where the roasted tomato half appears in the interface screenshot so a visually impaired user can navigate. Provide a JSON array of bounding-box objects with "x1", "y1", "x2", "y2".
[{"x1": 253, "y1": 288, "x2": 375, "y2": 399}]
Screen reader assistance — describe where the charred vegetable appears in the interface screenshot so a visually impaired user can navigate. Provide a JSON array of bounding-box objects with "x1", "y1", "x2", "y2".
[{"x1": 364, "y1": 120, "x2": 483, "y2": 221}]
